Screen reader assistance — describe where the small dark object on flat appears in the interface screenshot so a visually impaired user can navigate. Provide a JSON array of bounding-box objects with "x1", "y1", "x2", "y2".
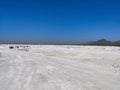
[
  {"x1": 15, "y1": 46, "x2": 19, "y2": 48},
  {"x1": 9, "y1": 46, "x2": 14, "y2": 49}
]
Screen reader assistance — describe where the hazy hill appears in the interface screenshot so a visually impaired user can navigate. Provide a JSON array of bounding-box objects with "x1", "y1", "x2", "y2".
[{"x1": 84, "y1": 39, "x2": 120, "y2": 46}]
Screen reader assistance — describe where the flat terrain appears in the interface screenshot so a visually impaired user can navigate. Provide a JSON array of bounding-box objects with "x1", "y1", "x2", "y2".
[{"x1": 0, "y1": 45, "x2": 120, "y2": 90}]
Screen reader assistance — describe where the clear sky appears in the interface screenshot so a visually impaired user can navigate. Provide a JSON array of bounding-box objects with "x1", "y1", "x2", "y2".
[{"x1": 0, "y1": 0, "x2": 120, "y2": 42}]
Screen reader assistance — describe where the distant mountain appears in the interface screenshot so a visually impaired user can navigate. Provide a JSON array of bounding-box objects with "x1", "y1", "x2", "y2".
[
  {"x1": 84, "y1": 39, "x2": 120, "y2": 46},
  {"x1": 0, "y1": 38, "x2": 120, "y2": 46},
  {"x1": 114, "y1": 40, "x2": 120, "y2": 44},
  {"x1": 113, "y1": 40, "x2": 120, "y2": 46}
]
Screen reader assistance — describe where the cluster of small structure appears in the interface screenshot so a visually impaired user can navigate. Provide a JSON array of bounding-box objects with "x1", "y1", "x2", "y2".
[{"x1": 9, "y1": 45, "x2": 30, "y2": 51}]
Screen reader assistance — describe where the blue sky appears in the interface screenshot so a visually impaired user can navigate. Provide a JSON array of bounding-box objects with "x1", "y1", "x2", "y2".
[{"x1": 0, "y1": 0, "x2": 120, "y2": 42}]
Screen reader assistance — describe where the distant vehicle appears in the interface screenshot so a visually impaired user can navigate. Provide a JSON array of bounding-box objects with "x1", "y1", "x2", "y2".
[
  {"x1": 9, "y1": 46, "x2": 14, "y2": 49},
  {"x1": 17, "y1": 46, "x2": 30, "y2": 51},
  {"x1": 9, "y1": 45, "x2": 30, "y2": 51}
]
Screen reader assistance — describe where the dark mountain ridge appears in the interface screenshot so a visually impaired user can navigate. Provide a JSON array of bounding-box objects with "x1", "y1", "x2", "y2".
[{"x1": 84, "y1": 39, "x2": 120, "y2": 46}]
